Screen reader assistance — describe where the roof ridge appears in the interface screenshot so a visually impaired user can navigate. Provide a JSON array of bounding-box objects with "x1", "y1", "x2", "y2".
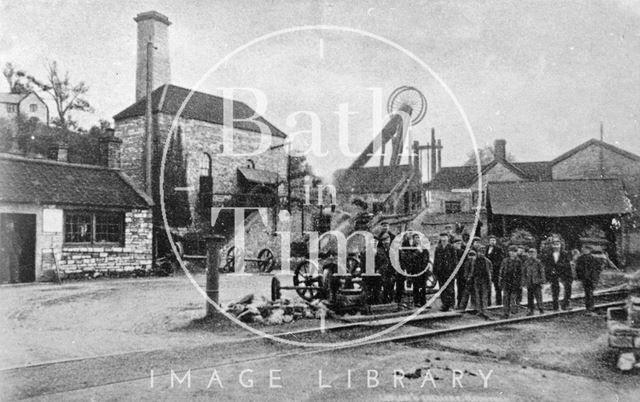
[
  {"x1": 551, "y1": 138, "x2": 640, "y2": 164},
  {"x1": 488, "y1": 177, "x2": 621, "y2": 185},
  {"x1": 0, "y1": 153, "x2": 117, "y2": 171}
]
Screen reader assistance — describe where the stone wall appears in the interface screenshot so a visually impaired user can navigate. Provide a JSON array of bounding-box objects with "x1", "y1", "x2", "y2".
[
  {"x1": 0, "y1": 204, "x2": 153, "y2": 281},
  {"x1": 114, "y1": 113, "x2": 287, "y2": 226},
  {"x1": 552, "y1": 143, "x2": 640, "y2": 258},
  {"x1": 552, "y1": 144, "x2": 640, "y2": 194},
  {"x1": 425, "y1": 161, "x2": 523, "y2": 215},
  {"x1": 115, "y1": 117, "x2": 147, "y2": 191},
  {"x1": 52, "y1": 209, "x2": 153, "y2": 275}
]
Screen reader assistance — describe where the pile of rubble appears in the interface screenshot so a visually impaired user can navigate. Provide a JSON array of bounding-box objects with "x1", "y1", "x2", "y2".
[{"x1": 225, "y1": 294, "x2": 329, "y2": 325}]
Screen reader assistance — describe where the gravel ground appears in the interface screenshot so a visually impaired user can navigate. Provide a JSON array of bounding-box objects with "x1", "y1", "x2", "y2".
[
  {"x1": 0, "y1": 269, "x2": 629, "y2": 369},
  {"x1": 0, "y1": 272, "x2": 307, "y2": 368},
  {"x1": 1, "y1": 271, "x2": 638, "y2": 401},
  {"x1": 3, "y1": 314, "x2": 637, "y2": 401}
]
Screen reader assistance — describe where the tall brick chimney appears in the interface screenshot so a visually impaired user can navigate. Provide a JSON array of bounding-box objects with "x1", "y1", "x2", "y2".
[
  {"x1": 134, "y1": 11, "x2": 171, "y2": 101},
  {"x1": 494, "y1": 139, "x2": 506, "y2": 161}
]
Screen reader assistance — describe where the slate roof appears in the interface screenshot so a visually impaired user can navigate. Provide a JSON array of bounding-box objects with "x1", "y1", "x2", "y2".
[
  {"x1": 513, "y1": 161, "x2": 553, "y2": 181},
  {"x1": 333, "y1": 164, "x2": 416, "y2": 194},
  {"x1": 425, "y1": 160, "x2": 553, "y2": 190},
  {"x1": 0, "y1": 93, "x2": 27, "y2": 104},
  {"x1": 424, "y1": 165, "x2": 483, "y2": 190},
  {"x1": 237, "y1": 167, "x2": 279, "y2": 185},
  {"x1": 487, "y1": 179, "x2": 631, "y2": 217},
  {"x1": 0, "y1": 154, "x2": 152, "y2": 208},
  {"x1": 113, "y1": 84, "x2": 287, "y2": 139}
]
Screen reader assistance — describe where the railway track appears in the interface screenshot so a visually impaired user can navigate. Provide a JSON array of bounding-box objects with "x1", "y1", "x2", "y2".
[
  {"x1": 1, "y1": 287, "x2": 628, "y2": 399},
  {"x1": 272, "y1": 286, "x2": 628, "y2": 345}
]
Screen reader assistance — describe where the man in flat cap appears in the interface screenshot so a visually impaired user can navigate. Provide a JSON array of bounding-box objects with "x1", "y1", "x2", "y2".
[
  {"x1": 434, "y1": 232, "x2": 457, "y2": 311},
  {"x1": 462, "y1": 247, "x2": 492, "y2": 319},
  {"x1": 499, "y1": 245, "x2": 523, "y2": 318},
  {"x1": 575, "y1": 245, "x2": 602, "y2": 314},
  {"x1": 376, "y1": 232, "x2": 394, "y2": 303},
  {"x1": 452, "y1": 237, "x2": 467, "y2": 308},
  {"x1": 485, "y1": 235, "x2": 505, "y2": 306},
  {"x1": 541, "y1": 239, "x2": 573, "y2": 311}
]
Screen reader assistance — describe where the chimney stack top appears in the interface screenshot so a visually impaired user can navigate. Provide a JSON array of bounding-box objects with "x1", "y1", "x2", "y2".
[
  {"x1": 494, "y1": 139, "x2": 506, "y2": 161},
  {"x1": 134, "y1": 11, "x2": 171, "y2": 25}
]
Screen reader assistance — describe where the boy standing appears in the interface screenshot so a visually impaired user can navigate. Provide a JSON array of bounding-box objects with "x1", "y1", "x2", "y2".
[
  {"x1": 499, "y1": 246, "x2": 523, "y2": 318},
  {"x1": 522, "y1": 248, "x2": 546, "y2": 315}
]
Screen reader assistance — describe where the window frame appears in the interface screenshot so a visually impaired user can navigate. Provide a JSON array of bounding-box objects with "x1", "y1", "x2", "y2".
[
  {"x1": 63, "y1": 210, "x2": 125, "y2": 246},
  {"x1": 471, "y1": 190, "x2": 486, "y2": 209},
  {"x1": 199, "y1": 152, "x2": 212, "y2": 177},
  {"x1": 6, "y1": 104, "x2": 17, "y2": 113},
  {"x1": 444, "y1": 200, "x2": 462, "y2": 214},
  {"x1": 29, "y1": 104, "x2": 38, "y2": 112}
]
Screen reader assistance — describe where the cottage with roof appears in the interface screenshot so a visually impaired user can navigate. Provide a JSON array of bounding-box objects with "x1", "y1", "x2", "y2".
[
  {"x1": 0, "y1": 137, "x2": 153, "y2": 284},
  {"x1": 422, "y1": 137, "x2": 640, "y2": 263},
  {"x1": 0, "y1": 92, "x2": 49, "y2": 125}
]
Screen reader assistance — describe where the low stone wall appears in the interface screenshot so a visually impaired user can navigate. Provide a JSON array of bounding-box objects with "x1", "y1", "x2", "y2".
[{"x1": 56, "y1": 209, "x2": 153, "y2": 275}]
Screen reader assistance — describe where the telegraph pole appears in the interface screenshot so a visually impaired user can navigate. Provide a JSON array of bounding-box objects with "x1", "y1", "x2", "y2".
[{"x1": 145, "y1": 41, "x2": 154, "y2": 195}]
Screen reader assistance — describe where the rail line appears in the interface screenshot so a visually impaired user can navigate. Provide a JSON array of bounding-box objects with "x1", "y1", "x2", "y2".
[{"x1": 2, "y1": 288, "x2": 627, "y2": 399}]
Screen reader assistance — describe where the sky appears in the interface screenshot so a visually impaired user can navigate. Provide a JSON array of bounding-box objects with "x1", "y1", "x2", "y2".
[{"x1": 2, "y1": 0, "x2": 640, "y2": 180}]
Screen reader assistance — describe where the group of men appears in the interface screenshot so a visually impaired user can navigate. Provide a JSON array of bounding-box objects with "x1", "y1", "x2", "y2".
[
  {"x1": 371, "y1": 222, "x2": 607, "y2": 317},
  {"x1": 374, "y1": 223, "x2": 431, "y2": 307},
  {"x1": 432, "y1": 233, "x2": 606, "y2": 319}
]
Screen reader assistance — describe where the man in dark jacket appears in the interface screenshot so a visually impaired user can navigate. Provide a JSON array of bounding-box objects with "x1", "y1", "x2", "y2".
[
  {"x1": 500, "y1": 245, "x2": 523, "y2": 318},
  {"x1": 453, "y1": 237, "x2": 467, "y2": 308},
  {"x1": 515, "y1": 245, "x2": 527, "y2": 305},
  {"x1": 464, "y1": 247, "x2": 492, "y2": 319},
  {"x1": 575, "y1": 245, "x2": 603, "y2": 314},
  {"x1": 376, "y1": 233, "x2": 394, "y2": 303},
  {"x1": 408, "y1": 233, "x2": 430, "y2": 307},
  {"x1": 522, "y1": 248, "x2": 546, "y2": 315},
  {"x1": 434, "y1": 232, "x2": 457, "y2": 311},
  {"x1": 541, "y1": 240, "x2": 573, "y2": 310},
  {"x1": 485, "y1": 235, "x2": 504, "y2": 306}
]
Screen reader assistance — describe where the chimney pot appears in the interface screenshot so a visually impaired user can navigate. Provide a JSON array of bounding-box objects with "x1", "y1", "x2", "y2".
[{"x1": 494, "y1": 139, "x2": 506, "y2": 161}]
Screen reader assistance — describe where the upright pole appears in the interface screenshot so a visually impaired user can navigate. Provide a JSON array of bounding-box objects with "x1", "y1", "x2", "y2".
[
  {"x1": 430, "y1": 128, "x2": 437, "y2": 182},
  {"x1": 286, "y1": 142, "x2": 291, "y2": 212},
  {"x1": 205, "y1": 234, "x2": 226, "y2": 318},
  {"x1": 599, "y1": 121, "x2": 605, "y2": 178},
  {"x1": 145, "y1": 41, "x2": 154, "y2": 195}
]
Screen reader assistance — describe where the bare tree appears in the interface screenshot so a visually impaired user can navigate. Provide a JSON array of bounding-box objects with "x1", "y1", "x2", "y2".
[
  {"x1": 2, "y1": 63, "x2": 32, "y2": 94},
  {"x1": 31, "y1": 61, "x2": 93, "y2": 129},
  {"x1": 464, "y1": 144, "x2": 516, "y2": 166}
]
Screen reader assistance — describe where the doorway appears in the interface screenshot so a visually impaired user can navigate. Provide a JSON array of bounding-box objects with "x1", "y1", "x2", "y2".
[{"x1": 0, "y1": 213, "x2": 37, "y2": 283}]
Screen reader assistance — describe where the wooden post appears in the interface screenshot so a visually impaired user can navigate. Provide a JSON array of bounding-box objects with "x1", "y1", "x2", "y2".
[{"x1": 205, "y1": 234, "x2": 226, "y2": 318}]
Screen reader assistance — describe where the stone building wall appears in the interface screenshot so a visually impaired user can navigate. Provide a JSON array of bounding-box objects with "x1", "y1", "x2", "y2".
[
  {"x1": 0, "y1": 203, "x2": 153, "y2": 281},
  {"x1": 114, "y1": 113, "x2": 287, "y2": 226},
  {"x1": 115, "y1": 117, "x2": 147, "y2": 192},
  {"x1": 425, "y1": 190, "x2": 471, "y2": 214},
  {"x1": 552, "y1": 143, "x2": 640, "y2": 260},
  {"x1": 50, "y1": 209, "x2": 153, "y2": 275},
  {"x1": 552, "y1": 144, "x2": 640, "y2": 194},
  {"x1": 425, "y1": 162, "x2": 523, "y2": 214}
]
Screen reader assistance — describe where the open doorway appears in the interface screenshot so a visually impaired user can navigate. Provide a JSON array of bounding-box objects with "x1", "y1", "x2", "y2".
[{"x1": 0, "y1": 213, "x2": 36, "y2": 283}]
